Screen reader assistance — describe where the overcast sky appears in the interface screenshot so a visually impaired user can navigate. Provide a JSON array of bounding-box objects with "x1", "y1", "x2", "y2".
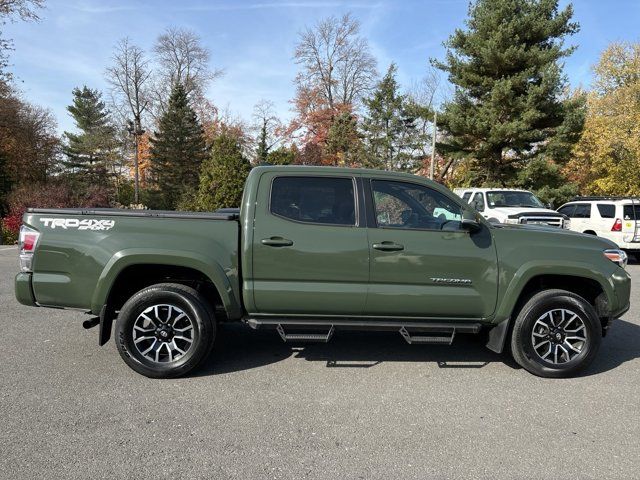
[{"x1": 5, "y1": 0, "x2": 640, "y2": 133}]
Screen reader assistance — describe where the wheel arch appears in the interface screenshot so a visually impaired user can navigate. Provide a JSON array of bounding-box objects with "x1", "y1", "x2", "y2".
[
  {"x1": 91, "y1": 249, "x2": 242, "y2": 321},
  {"x1": 487, "y1": 265, "x2": 614, "y2": 353}
]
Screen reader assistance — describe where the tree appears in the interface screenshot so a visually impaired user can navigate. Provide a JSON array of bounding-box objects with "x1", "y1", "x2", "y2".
[
  {"x1": 294, "y1": 13, "x2": 377, "y2": 109},
  {"x1": 0, "y1": 0, "x2": 44, "y2": 86},
  {"x1": 434, "y1": 0, "x2": 583, "y2": 185},
  {"x1": 106, "y1": 37, "x2": 152, "y2": 203},
  {"x1": 194, "y1": 133, "x2": 251, "y2": 211},
  {"x1": 362, "y1": 64, "x2": 419, "y2": 171},
  {"x1": 325, "y1": 112, "x2": 363, "y2": 167},
  {"x1": 252, "y1": 100, "x2": 282, "y2": 163},
  {"x1": 149, "y1": 83, "x2": 206, "y2": 209},
  {"x1": 265, "y1": 146, "x2": 296, "y2": 166},
  {"x1": 565, "y1": 42, "x2": 640, "y2": 196},
  {"x1": 151, "y1": 27, "x2": 221, "y2": 118},
  {"x1": 62, "y1": 86, "x2": 116, "y2": 187},
  {"x1": 0, "y1": 87, "x2": 59, "y2": 214}
]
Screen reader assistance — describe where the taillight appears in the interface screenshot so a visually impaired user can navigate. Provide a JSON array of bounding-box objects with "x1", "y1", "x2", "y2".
[
  {"x1": 611, "y1": 219, "x2": 622, "y2": 232},
  {"x1": 18, "y1": 225, "x2": 40, "y2": 272}
]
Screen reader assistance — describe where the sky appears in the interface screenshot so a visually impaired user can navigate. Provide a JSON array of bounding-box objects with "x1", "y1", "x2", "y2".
[{"x1": 4, "y1": 0, "x2": 640, "y2": 134}]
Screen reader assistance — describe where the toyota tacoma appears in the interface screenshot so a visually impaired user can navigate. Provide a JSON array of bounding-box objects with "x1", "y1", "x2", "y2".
[{"x1": 15, "y1": 166, "x2": 631, "y2": 378}]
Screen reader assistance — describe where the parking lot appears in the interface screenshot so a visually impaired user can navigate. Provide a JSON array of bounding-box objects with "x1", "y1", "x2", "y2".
[{"x1": 1, "y1": 244, "x2": 639, "y2": 479}]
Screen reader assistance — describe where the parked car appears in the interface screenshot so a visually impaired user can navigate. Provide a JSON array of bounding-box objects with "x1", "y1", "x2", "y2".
[
  {"x1": 15, "y1": 166, "x2": 630, "y2": 378},
  {"x1": 557, "y1": 197, "x2": 640, "y2": 260},
  {"x1": 454, "y1": 188, "x2": 569, "y2": 228}
]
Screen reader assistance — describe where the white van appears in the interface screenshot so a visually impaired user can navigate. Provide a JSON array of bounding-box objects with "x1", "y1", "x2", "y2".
[{"x1": 557, "y1": 197, "x2": 640, "y2": 258}]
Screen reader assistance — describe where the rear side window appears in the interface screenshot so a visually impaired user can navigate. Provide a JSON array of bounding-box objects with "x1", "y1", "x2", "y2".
[
  {"x1": 573, "y1": 203, "x2": 591, "y2": 218},
  {"x1": 597, "y1": 204, "x2": 615, "y2": 218},
  {"x1": 270, "y1": 176, "x2": 356, "y2": 226},
  {"x1": 557, "y1": 204, "x2": 575, "y2": 217},
  {"x1": 623, "y1": 204, "x2": 640, "y2": 220}
]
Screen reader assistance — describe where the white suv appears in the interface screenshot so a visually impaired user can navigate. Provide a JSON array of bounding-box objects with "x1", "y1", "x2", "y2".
[
  {"x1": 557, "y1": 197, "x2": 640, "y2": 258},
  {"x1": 454, "y1": 188, "x2": 569, "y2": 228}
]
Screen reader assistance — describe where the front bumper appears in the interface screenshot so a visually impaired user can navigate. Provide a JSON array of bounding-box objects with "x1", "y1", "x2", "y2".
[{"x1": 15, "y1": 272, "x2": 37, "y2": 307}]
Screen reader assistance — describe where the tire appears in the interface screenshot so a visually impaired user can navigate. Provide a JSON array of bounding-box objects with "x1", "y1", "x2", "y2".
[
  {"x1": 115, "y1": 283, "x2": 216, "y2": 378},
  {"x1": 510, "y1": 289, "x2": 601, "y2": 378}
]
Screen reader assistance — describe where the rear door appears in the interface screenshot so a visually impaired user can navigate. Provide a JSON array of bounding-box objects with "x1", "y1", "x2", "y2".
[
  {"x1": 251, "y1": 172, "x2": 369, "y2": 315},
  {"x1": 364, "y1": 178, "x2": 498, "y2": 319},
  {"x1": 622, "y1": 202, "x2": 640, "y2": 244}
]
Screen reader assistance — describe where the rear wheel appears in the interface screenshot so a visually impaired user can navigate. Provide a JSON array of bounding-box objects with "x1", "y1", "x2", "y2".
[
  {"x1": 511, "y1": 289, "x2": 601, "y2": 378},
  {"x1": 115, "y1": 283, "x2": 215, "y2": 378}
]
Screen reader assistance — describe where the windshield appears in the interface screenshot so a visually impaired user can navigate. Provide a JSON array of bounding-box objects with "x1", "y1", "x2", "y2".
[{"x1": 486, "y1": 191, "x2": 544, "y2": 208}]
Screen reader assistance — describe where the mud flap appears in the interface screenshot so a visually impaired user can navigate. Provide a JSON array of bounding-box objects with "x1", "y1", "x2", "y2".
[{"x1": 486, "y1": 318, "x2": 510, "y2": 354}]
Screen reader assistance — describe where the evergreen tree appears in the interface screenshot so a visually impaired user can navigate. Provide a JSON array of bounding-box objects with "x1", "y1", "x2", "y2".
[
  {"x1": 362, "y1": 64, "x2": 418, "y2": 171},
  {"x1": 195, "y1": 133, "x2": 251, "y2": 211},
  {"x1": 326, "y1": 112, "x2": 364, "y2": 167},
  {"x1": 266, "y1": 146, "x2": 296, "y2": 166},
  {"x1": 62, "y1": 86, "x2": 116, "y2": 185},
  {"x1": 434, "y1": 0, "x2": 583, "y2": 185},
  {"x1": 256, "y1": 121, "x2": 269, "y2": 164},
  {"x1": 150, "y1": 83, "x2": 206, "y2": 209}
]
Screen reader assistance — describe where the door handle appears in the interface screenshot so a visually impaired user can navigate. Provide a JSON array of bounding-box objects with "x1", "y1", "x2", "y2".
[
  {"x1": 372, "y1": 241, "x2": 404, "y2": 252},
  {"x1": 261, "y1": 237, "x2": 294, "y2": 247}
]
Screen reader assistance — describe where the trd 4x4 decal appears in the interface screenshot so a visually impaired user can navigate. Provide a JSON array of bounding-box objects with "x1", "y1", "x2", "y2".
[{"x1": 40, "y1": 218, "x2": 115, "y2": 231}]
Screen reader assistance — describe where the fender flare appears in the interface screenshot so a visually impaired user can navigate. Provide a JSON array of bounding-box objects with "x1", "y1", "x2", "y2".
[
  {"x1": 90, "y1": 248, "x2": 242, "y2": 319},
  {"x1": 486, "y1": 261, "x2": 616, "y2": 354}
]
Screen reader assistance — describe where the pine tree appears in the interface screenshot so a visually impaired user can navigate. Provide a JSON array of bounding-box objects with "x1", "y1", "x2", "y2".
[
  {"x1": 62, "y1": 86, "x2": 116, "y2": 185},
  {"x1": 195, "y1": 133, "x2": 251, "y2": 211},
  {"x1": 149, "y1": 83, "x2": 206, "y2": 209},
  {"x1": 362, "y1": 64, "x2": 417, "y2": 171},
  {"x1": 325, "y1": 112, "x2": 364, "y2": 167},
  {"x1": 434, "y1": 0, "x2": 584, "y2": 185},
  {"x1": 256, "y1": 121, "x2": 269, "y2": 164}
]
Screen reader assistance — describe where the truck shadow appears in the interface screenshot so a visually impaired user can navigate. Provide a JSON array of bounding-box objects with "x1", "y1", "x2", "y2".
[{"x1": 193, "y1": 318, "x2": 640, "y2": 377}]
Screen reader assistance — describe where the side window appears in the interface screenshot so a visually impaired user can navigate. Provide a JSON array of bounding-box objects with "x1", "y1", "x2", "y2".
[
  {"x1": 462, "y1": 192, "x2": 472, "y2": 202},
  {"x1": 371, "y1": 180, "x2": 462, "y2": 230},
  {"x1": 597, "y1": 204, "x2": 615, "y2": 219},
  {"x1": 471, "y1": 192, "x2": 485, "y2": 212},
  {"x1": 270, "y1": 176, "x2": 356, "y2": 226},
  {"x1": 557, "y1": 204, "x2": 576, "y2": 217},
  {"x1": 573, "y1": 203, "x2": 591, "y2": 218}
]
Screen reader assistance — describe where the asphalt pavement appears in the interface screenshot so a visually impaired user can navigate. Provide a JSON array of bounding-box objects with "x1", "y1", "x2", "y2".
[{"x1": 1, "y1": 245, "x2": 639, "y2": 479}]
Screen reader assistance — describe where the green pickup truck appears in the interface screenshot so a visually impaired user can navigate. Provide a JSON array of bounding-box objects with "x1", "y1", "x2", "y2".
[{"x1": 15, "y1": 166, "x2": 631, "y2": 378}]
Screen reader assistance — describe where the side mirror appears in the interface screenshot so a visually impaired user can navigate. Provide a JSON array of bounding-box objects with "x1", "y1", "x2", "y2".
[
  {"x1": 546, "y1": 202, "x2": 554, "y2": 209},
  {"x1": 461, "y1": 210, "x2": 482, "y2": 233}
]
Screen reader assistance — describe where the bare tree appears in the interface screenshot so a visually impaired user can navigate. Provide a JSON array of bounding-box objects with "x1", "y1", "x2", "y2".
[
  {"x1": 0, "y1": 0, "x2": 45, "y2": 85},
  {"x1": 294, "y1": 13, "x2": 377, "y2": 109},
  {"x1": 151, "y1": 27, "x2": 222, "y2": 117},
  {"x1": 252, "y1": 99, "x2": 283, "y2": 162},
  {"x1": 105, "y1": 38, "x2": 151, "y2": 203}
]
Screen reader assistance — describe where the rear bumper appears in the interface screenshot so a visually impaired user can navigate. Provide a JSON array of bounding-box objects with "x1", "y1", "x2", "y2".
[{"x1": 15, "y1": 272, "x2": 37, "y2": 307}]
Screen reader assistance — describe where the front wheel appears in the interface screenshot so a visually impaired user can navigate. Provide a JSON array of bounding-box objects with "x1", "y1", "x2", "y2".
[
  {"x1": 115, "y1": 283, "x2": 215, "y2": 378},
  {"x1": 511, "y1": 289, "x2": 601, "y2": 378}
]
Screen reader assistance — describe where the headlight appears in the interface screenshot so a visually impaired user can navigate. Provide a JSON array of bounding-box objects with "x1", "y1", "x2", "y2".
[
  {"x1": 604, "y1": 249, "x2": 628, "y2": 269},
  {"x1": 563, "y1": 219, "x2": 571, "y2": 229}
]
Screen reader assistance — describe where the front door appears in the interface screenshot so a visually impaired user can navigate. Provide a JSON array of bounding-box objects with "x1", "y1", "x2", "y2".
[
  {"x1": 251, "y1": 173, "x2": 369, "y2": 315},
  {"x1": 365, "y1": 179, "x2": 498, "y2": 319}
]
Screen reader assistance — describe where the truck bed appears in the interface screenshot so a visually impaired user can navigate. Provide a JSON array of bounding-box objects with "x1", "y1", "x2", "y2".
[{"x1": 22, "y1": 207, "x2": 241, "y2": 316}]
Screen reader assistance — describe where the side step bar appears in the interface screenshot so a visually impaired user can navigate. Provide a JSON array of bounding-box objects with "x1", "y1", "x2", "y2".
[
  {"x1": 246, "y1": 317, "x2": 481, "y2": 344},
  {"x1": 276, "y1": 324, "x2": 335, "y2": 343},
  {"x1": 399, "y1": 326, "x2": 455, "y2": 345}
]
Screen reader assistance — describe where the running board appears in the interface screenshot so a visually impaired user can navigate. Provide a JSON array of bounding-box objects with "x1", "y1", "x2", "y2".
[
  {"x1": 246, "y1": 317, "x2": 481, "y2": 335},
  {"x1": 399, "y1": 326, "x2": 455, "y2": 345},
  {"x1": 276, "y1": 324, "x2": 335, "y2": 343}
]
